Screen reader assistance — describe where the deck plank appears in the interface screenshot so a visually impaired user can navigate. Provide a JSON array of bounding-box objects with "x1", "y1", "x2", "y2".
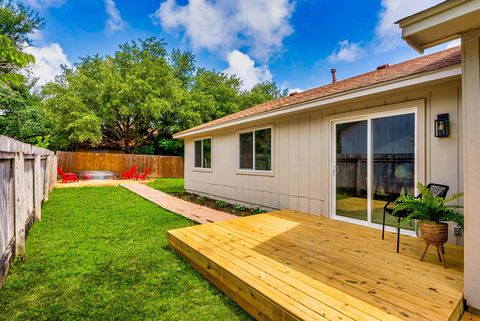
[{"x1": 168, "y1": 210, "x2": 464, "y2": 321}]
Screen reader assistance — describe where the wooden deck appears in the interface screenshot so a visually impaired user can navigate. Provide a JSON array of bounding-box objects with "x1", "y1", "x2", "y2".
[{"x1": 168, "y1": 210, "x2": 464, "y2": 321}]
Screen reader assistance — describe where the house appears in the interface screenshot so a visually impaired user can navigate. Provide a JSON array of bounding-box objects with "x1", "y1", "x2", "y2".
[{"x1": 174, "y1": 0, "x2": 480, "y2": 313}]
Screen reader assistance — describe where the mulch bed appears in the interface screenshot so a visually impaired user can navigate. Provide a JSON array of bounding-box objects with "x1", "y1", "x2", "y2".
[{"x1": 170, "y1": 192, "x2": 265, "y2": 217}]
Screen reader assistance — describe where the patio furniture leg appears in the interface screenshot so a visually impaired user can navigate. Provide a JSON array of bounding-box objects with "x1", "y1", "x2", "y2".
[
  {"x1": 438, "y1": 246, "x2": 447, "y2": 269},
  {"x1": 436, "y1": 245, "x2": 443, "y2": 262},
  {"x1": 441, "y1": 244, "x2": 445, "y2": 254},
  {"x1": 382, "y1": 209, "x2": 386, "y2": 240},
  {"x1": 396, "y1": 215, "x2": 401, "y2": 253},
  {"x1": 421, "y1": 243, "x2": 429, "y2": 261}
]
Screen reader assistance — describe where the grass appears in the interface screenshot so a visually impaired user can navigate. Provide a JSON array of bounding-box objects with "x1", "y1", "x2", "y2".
[
  {"x1": 0, "y1": 186, "x2": 251, "y2": 321},
  {"x1": 147, "y1": 178, "x2": 185, "y2": 194}
]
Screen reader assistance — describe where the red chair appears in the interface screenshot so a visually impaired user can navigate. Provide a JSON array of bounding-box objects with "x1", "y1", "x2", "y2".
[
  {"x1": 121, "y1": 165, "x2": 137, "y2": 179},
  {"x1": 134, "y1": 167, "x2": 151, "y2": 181},
  {"x1": 57, "y1": 166, "x2": 79, "y2": 183}
]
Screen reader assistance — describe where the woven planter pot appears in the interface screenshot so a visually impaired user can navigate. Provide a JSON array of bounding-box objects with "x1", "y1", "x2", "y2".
[{"x1": 419, "y1": 221, "x2": 449, "y2": 245}]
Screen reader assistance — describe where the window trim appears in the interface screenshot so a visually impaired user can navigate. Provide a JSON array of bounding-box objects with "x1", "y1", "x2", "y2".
[
  {"x1": 237, "y1": 125, "x2": 274, "y2": 174},
  {"x1": 193, "y1": 137, "x2": 212, "y2": 171}
]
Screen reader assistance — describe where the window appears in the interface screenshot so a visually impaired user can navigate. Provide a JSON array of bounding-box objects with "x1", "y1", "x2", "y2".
[
  {"x1": 239, "y1": 128, "x2": 272, "y2": 171},
  {"x1": 194, "y1": 138, "x2": 211, "y2": 169}
]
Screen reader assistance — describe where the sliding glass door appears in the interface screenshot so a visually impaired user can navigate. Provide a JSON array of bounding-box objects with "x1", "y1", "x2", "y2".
[
  {"x1": 333, "y1": 110, "x2": 416, "y2": 230},
  {"x1": 335, "y1": 120, "x2": 368, "y2": 221}
]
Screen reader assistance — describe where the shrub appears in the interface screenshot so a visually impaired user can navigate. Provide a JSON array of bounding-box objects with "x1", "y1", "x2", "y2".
[
  {"x1": 251, "y1": 207, "x2": 266, "y2": 214},
  {"x1": 233, "y1": 204, "x2": 247, "y2": 212},
  {"x1": 215, "y1": 200, "x2": 229, "y2": 208}
]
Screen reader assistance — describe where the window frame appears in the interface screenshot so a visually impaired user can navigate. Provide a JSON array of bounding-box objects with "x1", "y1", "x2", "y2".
[
  {"x1": 237, "y1": 125, "x2": 274, "y2": 174},
  {"x1": 193, "y1": 137, "x2": 212, "y2": 170}
]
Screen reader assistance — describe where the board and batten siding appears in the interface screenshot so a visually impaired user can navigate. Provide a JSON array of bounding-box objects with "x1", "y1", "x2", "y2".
[{"x1": 184, "y1": 79, "x2": 463, "y2": 241}]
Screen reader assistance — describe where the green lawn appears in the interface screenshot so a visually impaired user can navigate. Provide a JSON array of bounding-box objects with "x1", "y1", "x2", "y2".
[
  {"x1": 147, "y1": 178, "x2": 185, "y2": 194},
  {"x1": 0, "y1": 186, "x2": 251, "y2": 321}
]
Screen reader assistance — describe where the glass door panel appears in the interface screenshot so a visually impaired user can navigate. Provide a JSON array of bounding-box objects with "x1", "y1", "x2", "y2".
[
  {"x1": 335, "y1": 120, "x2": 368, "y2": 221},
  {"x1": 371, "y1": 113, "x2": 415, "y2": 229}
]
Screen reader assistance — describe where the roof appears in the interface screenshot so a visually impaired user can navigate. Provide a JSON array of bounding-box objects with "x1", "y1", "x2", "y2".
[{"x1": 174, "y1": 46, "x2": 461, "y2": 138}]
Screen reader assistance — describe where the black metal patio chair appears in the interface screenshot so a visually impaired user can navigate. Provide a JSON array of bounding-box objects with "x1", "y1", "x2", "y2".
[{"x1": 381, "y1": 183, "x2": 449, "y2": 253}]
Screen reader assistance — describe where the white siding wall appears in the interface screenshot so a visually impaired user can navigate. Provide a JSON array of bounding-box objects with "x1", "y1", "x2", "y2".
[{"x1": 184, "y1": 79, "x2": 463, "y2": 242}]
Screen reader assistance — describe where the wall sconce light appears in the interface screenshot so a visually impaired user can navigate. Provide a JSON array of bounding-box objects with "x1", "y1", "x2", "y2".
[{"x1": 435, "y1": 113, "x2": 449, "y2": 138}]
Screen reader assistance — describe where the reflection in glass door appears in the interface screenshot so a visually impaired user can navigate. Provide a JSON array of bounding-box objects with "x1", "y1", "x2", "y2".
[
  {"x1": 335, "y1": 120, "x2": 368, "y2": 221},
  {"x1": 371, "y1": 114, "x2": 415, "y2": 229},
  {"x1": 333, "y1": 111, "x2": 416, "y2": 229}
]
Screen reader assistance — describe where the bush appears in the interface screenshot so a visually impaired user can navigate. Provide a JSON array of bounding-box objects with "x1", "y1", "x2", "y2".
[
  {"x1": 215, "y1": 200, "x2": 229, "y2": 208},
  {"x1": 251, "y1": 207, "x2": 266, "y2": 214},
  {"x1": 233, "y1": 204, "x2": 247, "y2": 212}
]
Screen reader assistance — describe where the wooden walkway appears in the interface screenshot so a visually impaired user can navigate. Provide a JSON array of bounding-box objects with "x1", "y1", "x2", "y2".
[
  {"x1": 168, "y1": 210, "x2": 464, "y2": 321},
  {"x1": 121, "y1": 183, "x2": 236, "y2": 224}
]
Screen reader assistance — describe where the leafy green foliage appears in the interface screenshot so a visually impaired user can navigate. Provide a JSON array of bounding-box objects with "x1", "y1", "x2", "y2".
[
  {"x1": 251, "y1": 207, "x2": 266, "y2": 214},
  {"x1": 0, "y1": 186, "x2": 251, "y2": 320},
  {"x1": 0, "y1": 1, "x2": 47, "y2": 142},
  {"x1": 41, "y1": 37, "x2": 286, "y2": 153},
  {"x1": 214, "y1": 199, "x2": 229, "y2": 208},
  {"x1": 0, "y1": 80, "x2": 47, "y2": 143},
  {"x1": 0, "y1": 0, "x2": 44, "y2": 45},
  {"x1": 394, "y1": 182, "x2": 464, "y2": 229},
  {"x1": 233, "y1": 204, "x2": 247, "y2": 212},
  {"x1": 0, "y1": 1, "x2": 42, "y2": 86}
]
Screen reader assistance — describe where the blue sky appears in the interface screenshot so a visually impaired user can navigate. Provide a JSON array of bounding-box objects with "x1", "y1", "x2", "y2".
[{"x1": 23, "y1": 0, "x2": 460, "y2": 91}]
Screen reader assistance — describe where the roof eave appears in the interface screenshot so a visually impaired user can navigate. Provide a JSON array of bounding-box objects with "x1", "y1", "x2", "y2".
[
  {"x1": 173, "y1": 65, "x2": 461, "y2": 139},
  {"x1": 397, "y1": 0, "x2": 480, "y2": 53}
]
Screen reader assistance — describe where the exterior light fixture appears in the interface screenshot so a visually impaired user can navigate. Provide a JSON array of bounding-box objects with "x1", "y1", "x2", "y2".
[{"x1": 434, "y1": 113, "x2": 449, "y2": 138}]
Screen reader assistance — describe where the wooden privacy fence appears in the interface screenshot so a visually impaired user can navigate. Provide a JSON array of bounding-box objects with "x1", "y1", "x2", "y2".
[
  {"x1": 0, "y1": 135, "x2": 57, "y2": 287},
  {"x1": 56, "y1": 151, "x2": 184, "y2": 178}
]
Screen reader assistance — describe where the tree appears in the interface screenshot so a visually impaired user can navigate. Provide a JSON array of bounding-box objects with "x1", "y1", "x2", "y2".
[
  {"x1": 43, "y1": 38, "x2": 182, "y2": 152},
  {"x1": 41, "y1": 37, "x2": 287, "y2": 154},
  {"x1": 0, "y1": 0, "x2": 43, "y2": 85},
  {"x1": 239, "y1": 81, "x2": 288, "y2": 110},
  {"x1": 0, "y1": 1, "x2": 47, "y2": 143},
  {"x1": 0, "y1": 1, "x2": 43, "y2": 45},
  {"x1": 0, "y1": 80, "x2": 47, "y2": 144}
]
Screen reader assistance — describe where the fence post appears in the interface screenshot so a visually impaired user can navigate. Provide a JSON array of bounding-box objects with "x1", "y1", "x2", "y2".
[
  {"x1": 14, "y1": 152, "x2": 26, "y2": 257},
  {"x1": 34, "y1": 154, "x2": 42, "y2": 221},
  {"x1": 43, "y1": 155, "x2": 51, "y2": 201}
]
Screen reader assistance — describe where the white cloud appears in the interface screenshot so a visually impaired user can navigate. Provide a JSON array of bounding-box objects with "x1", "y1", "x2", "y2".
[
  {"x1": 105, "y1": 0, "x2": 126, "y2": 32},
  {"x1": 224, "y1": 50, "x2": 272, "y2": 91},
  {"x1": 152, "y1": 0, "x2": 294, "y2": 62},
  {"x1": 24, "y1": 43, "x2": 70, "y2": 86},
  {"x1": 327, "y1": 40, "x2": 365, "y2": 63},
  {"x1": 22, "y1": 0, "x2": 64, "y2": 8},
  {"x1": 375, "y1": 0, "x2": 444, "y2": 51},
  {"x1": 445, "y1": 38, "x2": 461, "y2": 49},
  {"x1": 325, "y1": 1, "x2": 445, "y2": 65}
]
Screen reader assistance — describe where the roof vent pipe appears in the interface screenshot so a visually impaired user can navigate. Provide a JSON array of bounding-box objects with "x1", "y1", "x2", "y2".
[
  {"x1": 330, "y1": 68, "x2": 337, "y2": 83},
  {"x1": 330, "y1": 68, "x2": 337, "y2": 84}
]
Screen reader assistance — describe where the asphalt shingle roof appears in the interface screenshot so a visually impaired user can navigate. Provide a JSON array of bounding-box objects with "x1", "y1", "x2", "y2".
[{"x1": 175, "y1": 47, "x2": 461, "y2": 137}]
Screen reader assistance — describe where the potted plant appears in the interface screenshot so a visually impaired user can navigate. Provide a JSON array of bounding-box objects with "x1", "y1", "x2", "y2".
[{"x1": 394, "y1": 183, "x2": 464, "y2": 246}]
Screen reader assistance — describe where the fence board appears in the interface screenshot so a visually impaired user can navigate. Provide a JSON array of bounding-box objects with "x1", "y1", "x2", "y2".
[
  {"x1": 56, "y1": 151, "x2": 184, "y2": 178},
  {"x1": 0, "y1": 135, "x2": 56, "y2": 288}
]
